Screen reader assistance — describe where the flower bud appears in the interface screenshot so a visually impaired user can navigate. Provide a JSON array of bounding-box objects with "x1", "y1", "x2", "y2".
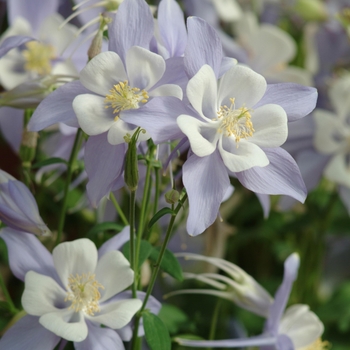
[
  {"x1": 165, "y1": 189, "x2": 180, "y2": 204},
  {"x1": 293, "y1": 0, "x2": 327, "y2": 21}
]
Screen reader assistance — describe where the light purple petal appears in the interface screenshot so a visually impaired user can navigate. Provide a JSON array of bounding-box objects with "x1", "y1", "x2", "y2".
[
  {"x1": 184, "y1": 17, "x2": 223, "y2": 79},
  {"x1": 235, "y1": 148, "x2": 307, "y2": 202},
  {"x1": 74, "y1": 320, "x2": 124, "y2": 350},
  {"x1": 256, "y1": 193, "x2": 270, "y2": 218},
  {"x1": 0, "y1": 107, "x2": 24, "y2": 152},
  {"x1": 28, "y1": 81, "x2": 89, "y2": 131},
  {"x1": 0, "y1": 228, "x2": 58, "y2": 282},
  {"x1": 98, "y1": 225, "x2": 130, "y2": 258},
  {"x1": 0, "y1": 36, "x2": 34, "y2": 58},
  {"x1": 158, "y1": 0, "x2": 187, "y2": 57},
  {"x1": 254, "y1": 84, "x2": 318, "y2": 122},
  {"x1": 8, "y1": 0, "x2": 59, "y2": 32},
  {"x1": 0, "y1": 315, "x2": 60, "y2": 350},
  {"x1": 121, "y1": 97, "x2": 194, "y2": 144},
  {"x1": 265, "y1": 253, "x2": 300, "y2": 334},
  {"x1": 85, "y1": 134, "x2": 126, "y2": 207},
  {"x1": 108, "y1": 0, "x2": 154, "y2": 64},
  {"x1": 276, "y1": 334, "x2": 294, "y2": 350},
  {"x1": 183, "y1": 151, "x2": 230, "y2": 236}
]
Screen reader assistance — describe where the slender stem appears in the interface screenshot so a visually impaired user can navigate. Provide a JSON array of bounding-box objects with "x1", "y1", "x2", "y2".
[
  {"x1": 129, "y1": 190, "x2": 137, "y2": 298},
  {"x1": 55, "y1": 128, "x2": 83, "y2": 246},
  {"x1": 0, "y1": 272, "x2": 18, "y2": 314},
  {"x1": 110, "y1": 192, "x2": 129, "y2": 226},
  {"x1": 208, "y1": 299, "x2": 222, "y2": 342},
  {"x1": 134, "y1": 160, "x2": 152, "y2": 287},
  {"x1": 153, "y1": 167, "x2": 160, "y2": 216},
  {"x1": 131, "y1": 193, "x2": 187, "y2": 350}
]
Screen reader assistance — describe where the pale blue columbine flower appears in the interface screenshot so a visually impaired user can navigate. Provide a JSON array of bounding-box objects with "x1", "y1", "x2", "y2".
[
  {"x1": 0, "y1": 226, "x2": 160, "y2": 349},
  {"x1": 0, "y1": 169, "x2": 51, "y2": 236},
  {"x1": 176, "y1": 253, "x2": 325, "y2": 350},
  {"x1": 28, "y1": 0, "x2": 185, "y2": 207}
]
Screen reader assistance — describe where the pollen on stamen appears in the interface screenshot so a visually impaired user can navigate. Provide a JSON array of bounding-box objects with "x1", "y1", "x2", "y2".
[
  {"x1": 22, "y1": 42, "x2": 56, "y2": 76},
  {"x1": 65, "y1": 272, "x2": 104, "y2": 316},
  {"x1": 216, "y1": 97, "x2": 254, "y2": 146},
  {"x1": 304, "y1": 338, "x2": 331, "y2": 350},
  {"x1": 104, "y1": 80, "x2": 149, "y2": 120}
]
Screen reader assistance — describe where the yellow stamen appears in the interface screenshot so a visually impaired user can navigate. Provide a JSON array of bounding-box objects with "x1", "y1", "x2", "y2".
[
  {"x1": 216, "y1": 98, "x2": 254, "y2": 145},
  {"x1": 303, "y1": 338, "x2": 331, "y2": 350},
  {"x1": 65, "y1": 272, "x2": 104, "y2": 316},
  {"x1": 22, "y1": 41, "x2": 56, "y2": 75},
  {"x1": 104, "y1": 80, "x2": 149, "y2": 120}
]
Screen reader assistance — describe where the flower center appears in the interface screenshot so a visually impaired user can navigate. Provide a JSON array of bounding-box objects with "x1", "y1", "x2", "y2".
[
  {"x1": 104, "y1": 80, "x2": 149, "y2": 120},
  {"x1": 304, "y1": 338, "x2": 331, "y2": 350},
  {"x1": 22, "y1": 41, "x2": 56, "y2": 75},
  {"x1": 65, "y1": 272, "x2": 104, "y2": 315},
  {"x1": 216, "y1": 98, "x2": 254, "y2": 143}
]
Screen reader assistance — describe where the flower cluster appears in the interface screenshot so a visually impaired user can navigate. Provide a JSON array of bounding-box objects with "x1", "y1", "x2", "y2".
[{"x1": 0, "y1": 0, "x2": 346, "y2": 349}]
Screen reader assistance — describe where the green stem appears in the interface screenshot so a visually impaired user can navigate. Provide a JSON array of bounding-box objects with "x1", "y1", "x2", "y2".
[
  {"x1": 0, "y1": 272, "x2": 18, "y2": 314},
  {"x1": 134, "y1": 160, "x2": 153, "y2": 286},
  {"x1": 129, "y1": 190, "x2": 137, "y2": 298},
  {"x1": 131, "y1": 193, "x2": 187, "y2": 350},
  {"x1": 110, "y1": 192, "x2": 129, "y2": 226},
  {"x1": 55, "y1": 128, "x2": 83, "y2": 246},
  {"x1": 208, "y1": 299, "x2": 222, "y2": 342},
  {"x1": 153, "y1": 167, "x2": 160, "y2": 216}
]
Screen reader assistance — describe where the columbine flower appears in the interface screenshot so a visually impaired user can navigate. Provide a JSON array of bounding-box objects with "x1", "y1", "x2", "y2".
[
  {"x1": 0, "y1": 169, "x2": 51, "y2": 236},
  {"x1": 0, "y1": 13, "x2": 79, "y2": 90},
  {"x1": 0, "y1": 227, "x2": 145, "y2": 349},
  {"x1": 166, "y1": 253, "x2": 273, "y2": 317},
  {"x1": 313, "y1": 74, "x2": 350, "y2": 190},
  {"x1": 176, "y1": 253, "x2": 325, "y2": 349}
]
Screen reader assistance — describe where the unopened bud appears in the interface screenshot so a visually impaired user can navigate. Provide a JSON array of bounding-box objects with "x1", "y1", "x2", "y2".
[
  {"x1": 293, "y1": 0, "x2": 327, "y2": 21},
  {"x1": 165, "y1": 189, "x2": 180, "y2": 204},
  {"x1": 19, "y1": 129, "x2": 38, "y2": 165}
]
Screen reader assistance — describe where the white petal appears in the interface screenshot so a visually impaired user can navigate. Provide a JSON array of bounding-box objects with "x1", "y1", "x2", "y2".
[
  {"x1": 73, "y1": 94, "x2": 115, "y2": 136},
  {"x1": 149, "y1": 84, "x2": 183, "y2": 99},
  {"x1": 96, "y1": 251, "x2": 134, "y2": 303},
  {"x1": 177, "y1": 115, "x2": 219, "y2": 157},
  {"x1": 217, "y1": 64, "x2": 266, "y2": 109},
  {"x1": 107, "y1": 119, "x2": 150, "y2": 145},
  {"x1": 265, "y1": 66, "x2": 312, "y2": 86},
  {"x1": 218, "y1": 137, "x2": 269, "y2": 172},
  {"x1": 329, "y1": 75, "x2": 350, "y2": 119},
  {"x1": 38, "y1": 14, "x2": 77, "y2": 55},
  {"x1": 126, "y1": 46, "x2": 165, "y2": 90},
  {"x1": 53, "y1": 239, "x2": 98, "y2": 289},
  {"x1": 313, "y1": 109, "x2": 345, "y2": 154},
  {"x1": 88, "y1": 299, "x2": 142, "y2": 329},
  {"x1": 212, "y1": 0, "x2": 242, "y2": 21},
  {"x1": 79, "y1": 51, "x2": 127, "y2": 96},
  {"x1": 22, "y1": 271, "x2": 67, "y2": 316},
  {"x1": 39, "y1": 309, "x2": 88, "y2": 342},
  {"x1": 324, "y1": 153, "x2": 350, "y2": 188},
  {"x1": 248, "y1": 104, "x2": 288, "y2": 148},
  {"x1": 186, "y1": 64, "x2": 218, "y2": 121},
  {"x1": 249, "y1": 25, "x2": 296, "y2": 73},
  {"x1": 279, "y1": 304, "x2": 324, "y2": 348}
]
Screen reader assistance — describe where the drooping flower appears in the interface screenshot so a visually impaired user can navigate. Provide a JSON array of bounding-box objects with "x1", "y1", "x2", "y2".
[
  {"x1": 175, "y1": 254, "x2": 325, "y2": 349},
  {"x1": 0, "y1": 227, "x2": 153, "y2": 349},
  {"x1": 0, "y1": 169, "x2": 51, "y2": 236}
]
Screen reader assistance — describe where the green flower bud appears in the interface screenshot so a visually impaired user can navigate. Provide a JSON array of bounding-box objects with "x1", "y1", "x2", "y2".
[
  {"x1": 165, "y1": 189, "x2": 180, "y2": 204},
  {"x1": 293, "y1": 0, "x2": 327, "y2": 21}
]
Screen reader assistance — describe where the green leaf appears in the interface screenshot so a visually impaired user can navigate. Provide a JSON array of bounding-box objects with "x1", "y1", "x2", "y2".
[
  {"x1": 123, "y1": 240, "x2": 153, "y2": 268},
  {"x1": 143, "y1": 311, "x2": 171, "y2": 350},
  {"x1": 149, "y1": 247, "x2": 183, "y2": 281},
  {"x1": 32, "y1": 157, "x2": 68, "y2": 168},
  {"x1": 158, "y1": 304, "x2": 188, "y2": 334},
  {"x1": 148, "y1": 207, "x2": 174, "y2": 230},
  {"x1": 86, "y1": 222, "x2": 124, "y2": 239}
]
